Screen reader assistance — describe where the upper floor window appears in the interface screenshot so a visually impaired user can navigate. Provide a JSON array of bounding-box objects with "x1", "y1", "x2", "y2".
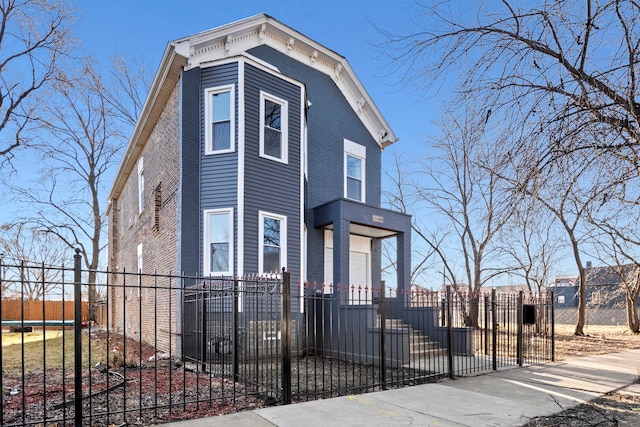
[
  {"x1": 204, "y1": 208, "x2": 234, "y2": 276},
  {"x1": 344, "y1": 140, "x2": 366, "y2": 202},
  {"x1": 137, "y1": 158, "x2": 145, "y2": 214},
  {"x1": 205, "y1": 85, "x2": 235, "y2": 154},
  {"x1": 260, "y1": 91, "x2": 288, "y2": 163},
  {"x1": 259, "y1": 211, "x2": 287, "y2": 274}
]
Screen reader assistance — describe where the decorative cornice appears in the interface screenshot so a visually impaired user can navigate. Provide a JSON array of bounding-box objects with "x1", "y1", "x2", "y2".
[{"x1": 176, "y1": 14, "x2": 397, "y2": 149}]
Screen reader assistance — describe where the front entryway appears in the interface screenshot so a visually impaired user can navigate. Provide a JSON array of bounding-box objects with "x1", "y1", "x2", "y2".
[{"x1": 324, "y1": 230, "x2": 371, "y2": 304}]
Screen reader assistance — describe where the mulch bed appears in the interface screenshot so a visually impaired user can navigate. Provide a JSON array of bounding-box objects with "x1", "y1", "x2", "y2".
[{"x1": 1, "y1": 329, "x2": 265, "y2": 426}]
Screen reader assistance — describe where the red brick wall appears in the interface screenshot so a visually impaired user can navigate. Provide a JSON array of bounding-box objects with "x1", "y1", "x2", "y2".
[{"x1": 108, "y1": 83, "x2": 182, "y2": 354}]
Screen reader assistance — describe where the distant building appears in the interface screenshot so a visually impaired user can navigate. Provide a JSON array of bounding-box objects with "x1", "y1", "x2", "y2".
[{"x1": 552, "y1": 264, "x2": 638, "y2": 308}]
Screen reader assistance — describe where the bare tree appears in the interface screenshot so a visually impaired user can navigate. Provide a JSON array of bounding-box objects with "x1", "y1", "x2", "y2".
[
  {"x1": 382, "y1": 0, "x2": 640, "y2": 171},
  {"x1": 387, "y1": 110, "x2": 518, "y2": 327},
  {"x1": 589, "y1": 162, "x2": 640, "y2": 332},
  {"x1": 6, "y1": 58, "x2": 148, "y2": 319},
  {"x1": 516, "y1": 143, "x2": 610, "y2": 335},
  {"x1": 502, "y1": 195, "x2": 562, "y2": 296},
  {"x1": 106, "y1": 55, "x2": 153, "y2": 128},
  {"x1": 383, "y1": 152, "x2": 437, "y2": 289},
  {"x1": 0, "y1": 0, "x2": 73, "y2": 163},
  {"x1": 382, "y1": 0, "x2": 640, "y2": 334},
  {"x1": 0, "y1": 223, "x2": 70, "y2": 299}
]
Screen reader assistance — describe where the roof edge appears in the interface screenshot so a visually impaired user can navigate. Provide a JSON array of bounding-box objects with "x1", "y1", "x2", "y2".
[
  {"x1": 107, "y1": 44, "x2": 188, "y2": 206},
  {"x1": 181, "y1": 14, "x2": 398, "y2": 149}
]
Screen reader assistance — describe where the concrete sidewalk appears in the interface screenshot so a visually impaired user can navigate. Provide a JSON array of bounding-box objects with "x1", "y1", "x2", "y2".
[{"x1": 159, "y1": 349, "x2": 640, "y2": 426}]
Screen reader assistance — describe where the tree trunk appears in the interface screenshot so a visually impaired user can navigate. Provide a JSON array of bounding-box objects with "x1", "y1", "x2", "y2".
[
  {"x1": 626, "y1": 294, "x2": 640, "y2": 334},
  {"x1": 88, "y1": 269, "x2": 97, "y2": 322},
  {"x1": 572, "y1": 250, "x2": 586, "y2": 336},
  {"x1": 463, "y1": 294, "x2": 480, "y2": 328}
]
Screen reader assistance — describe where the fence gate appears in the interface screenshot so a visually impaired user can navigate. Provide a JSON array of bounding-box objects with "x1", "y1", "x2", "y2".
[{"x1": 441, "y1": 287, "x2": 555, "y2": 376}]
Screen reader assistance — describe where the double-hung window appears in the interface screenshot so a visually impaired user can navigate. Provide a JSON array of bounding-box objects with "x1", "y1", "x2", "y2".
[
  {"x1": 137, "y1": 158, "x2": 145, "y2": 213},
  {"x1": 204, "y1": 209, "x2": 233, "y2": 276},
  {"x1": 260, "y1": 91, "x2": 288, "y2": 163},
  {"x1": 344, "y1": 140, "x2": 366, "y2": 202},
  {"x1": 259, "y1": 212, "x2": 287, "y2": 274},
  {"x1": 205, "y1": 86, "x2": 235, "y2": 154}
]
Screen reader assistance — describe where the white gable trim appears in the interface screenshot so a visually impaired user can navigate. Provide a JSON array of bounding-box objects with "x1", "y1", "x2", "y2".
[{"x1": 174, "y1": 14, "x2": 397, "y2": 149}]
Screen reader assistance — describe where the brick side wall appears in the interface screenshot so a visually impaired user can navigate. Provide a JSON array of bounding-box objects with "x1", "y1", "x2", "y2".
[{"x1": 108, "y1": 82, "x2": 181, "y2": 354}]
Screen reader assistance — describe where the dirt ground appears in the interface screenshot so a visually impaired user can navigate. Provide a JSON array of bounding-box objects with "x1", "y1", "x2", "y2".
[
  {"x1": 4, "y1": 324, "x2": 640, "y2": 426},
  {"x1": 524, "y1": 324, "x2": 640, "y2": 426}
]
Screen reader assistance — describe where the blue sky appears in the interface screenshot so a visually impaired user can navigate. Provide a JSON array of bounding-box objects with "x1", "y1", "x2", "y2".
[
  {"x1": 72, "y1": 0, "x2": 436, "y2": 160},
  {"x1": 0, "y1": 1, "x2": 585, "y2": 283},
  {"x1": 69, "y1": 1, "x2": 579, "y2": 283},
  {"x1": 70, "y1": 1, "x2": 449, "y2": 281}
]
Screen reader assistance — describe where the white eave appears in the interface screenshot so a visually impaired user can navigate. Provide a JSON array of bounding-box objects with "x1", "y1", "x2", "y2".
[
  {"x1": 178, "y1": 14, "x2": 397, "y2": 148},
  {"x1": 108, "y1": 14, "x2": 397, "y2": 209}
]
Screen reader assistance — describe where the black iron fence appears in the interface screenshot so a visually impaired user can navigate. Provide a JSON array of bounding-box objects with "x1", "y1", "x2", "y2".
[{"x1": 0, "y1": 254, "x2": 554, "y2": 426}]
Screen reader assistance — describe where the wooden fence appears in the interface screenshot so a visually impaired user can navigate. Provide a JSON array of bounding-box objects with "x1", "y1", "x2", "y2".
[{"x1": 1, "y1": 299, "x2": 89, "y2": 322}]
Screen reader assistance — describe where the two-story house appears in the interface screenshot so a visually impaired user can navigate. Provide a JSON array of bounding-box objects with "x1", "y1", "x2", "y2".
[{"x1": 106, "y1": 14, "x2": 411, "y2": 354}]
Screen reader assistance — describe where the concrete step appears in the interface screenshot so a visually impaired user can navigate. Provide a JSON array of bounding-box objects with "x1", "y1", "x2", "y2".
[
  {"x1": 409, "y1": 347, "x2": 448, "y2": 358},
  {"x1": 376, "y1": 316, "x2": 447, "y2": 361},
  {"x1": 409, "y1": 338, "x2": 441, "y2": 350}
]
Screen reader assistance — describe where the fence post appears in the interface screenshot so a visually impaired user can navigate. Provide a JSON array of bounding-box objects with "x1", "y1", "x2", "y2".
[
  {"x1": 201, "y1": 287, "x2": 208, "y2": 372},
  {"x1": 232, "y1": 278, "x2": 239, "y2": 382},
  {"x1": 550, "y1": 291, "x2": 555, "y2": 362},
  {"x1": 379, "y1": 281, "x2": 387, "y2": 389},
  {"x1": 484, "y1": 295, "x2": 489, "y2": 355},
  {"x1": 73, "y1": 249, "x2": 83, "y2": 427},
  {"x1": 492, "y1": 288, "x2": 497, "y2": 371},
  {"x1": 281, "y1": 269, "x2": 292, "y2": 405},
  {"x1": 446, "y1": 285, "x2": 454, "y2": 380},
  {"x1": 517, "y1": 291, "x2": 524, "y2": 366}
]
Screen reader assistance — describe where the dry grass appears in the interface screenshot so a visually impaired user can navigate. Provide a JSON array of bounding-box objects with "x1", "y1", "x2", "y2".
[
  {"x1": 1, "y1": 329, "x2": 99, "y2": 372},
  {"x1": 554, "y1": 324, "x2": 640, "y2": 360}
]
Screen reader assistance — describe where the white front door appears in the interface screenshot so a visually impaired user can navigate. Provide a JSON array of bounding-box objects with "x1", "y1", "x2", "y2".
[
  {"x1": 324, "y1": 230, "x2": 372, "y2": 304},
  {"x1": 349, "y1": 235, "x2": 371, "y2": 304}
]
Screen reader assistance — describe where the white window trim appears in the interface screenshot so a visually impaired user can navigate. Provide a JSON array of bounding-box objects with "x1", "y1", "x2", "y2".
[
  {"x1": 136, "y1": 243, "x2": 143, "y2": 297},
  {"x1": 203, "y1": 208, "x2": 234, "y2": 276},
  {"x1": 259, "y1": 91, "x2": 288, "y2": 164},
  {"x1": 258, "y1": 211, "x2": 287, "y2": 275},
  {"x1": 204, "y1": 85, "x2": 235, "y2": 155},
  {"x1": 137, "y1": 157, "x2": 144, "y2": 214},
  {"x1": 344, "y1": 139, "x2": 366, "y2": 203}
]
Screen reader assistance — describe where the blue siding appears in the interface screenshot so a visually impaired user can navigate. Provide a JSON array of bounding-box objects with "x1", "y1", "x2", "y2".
[
  {"x1": 248, "y1": 45, "x2": 382, "y2": 285},
  {"x1": 243, "y1": 63, "x2": 302, "y2": 291},
  {"x1": 200, "y1": 63, "x2": 239, "y2": 274},
  {"x1": 179, "y1": 68, "x2": 201, "y2": 276}
]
